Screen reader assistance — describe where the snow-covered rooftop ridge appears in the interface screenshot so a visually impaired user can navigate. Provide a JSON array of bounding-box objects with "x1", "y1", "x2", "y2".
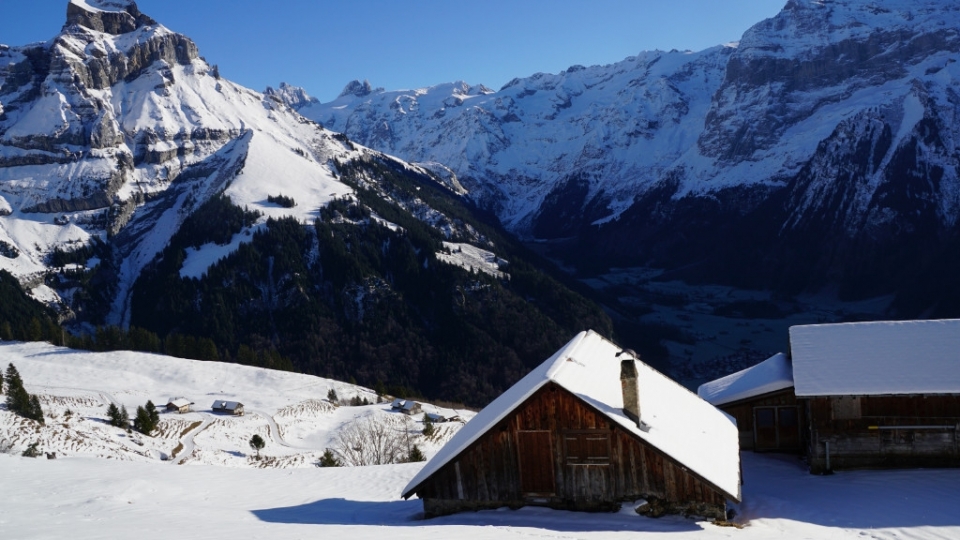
[
  {"x1": 402, "y1": 330, "x2": 741, "y2": 501},
  {"x1": 790, "y1": 319, "x2": 960, "y2": 397},
  {"x1": 698, "y1": 352, "x2": 793, "y2": 407}
]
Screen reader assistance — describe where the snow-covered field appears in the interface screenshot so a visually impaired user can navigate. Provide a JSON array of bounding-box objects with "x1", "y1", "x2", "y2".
[{"x1": 2, "y1": 340, "x2": 960, "y2": 539}]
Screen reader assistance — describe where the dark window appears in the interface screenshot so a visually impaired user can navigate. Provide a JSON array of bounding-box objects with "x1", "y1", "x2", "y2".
[
  {"x1": 778, "y1": 407, "x2": 798, "y2": 429},
  {"x1": 563, "y1": 430, "x2": 610, "y2": 465},
  {"x1": 755, "y1": 407, "x2": 775, "y2": 429}
]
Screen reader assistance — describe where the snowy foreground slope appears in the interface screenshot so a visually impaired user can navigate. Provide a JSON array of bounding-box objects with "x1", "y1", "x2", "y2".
[
  {"x1": 2, "y1": 341, "x2": 960, "y2": 539},
  {"x1": 0, "y1": 341, "x2": 468, "y2": 466}
]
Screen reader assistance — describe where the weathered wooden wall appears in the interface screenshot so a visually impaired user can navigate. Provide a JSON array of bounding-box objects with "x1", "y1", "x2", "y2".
[
  {"x1": 414, "y1": 382, "x2": 729, "y2": 518},
  {"x1": 720, "y1": 388, "x2": 802, "y2": 452},
  {"x1": 805, "y1": 395, "x2": 960, "y2": 473}
]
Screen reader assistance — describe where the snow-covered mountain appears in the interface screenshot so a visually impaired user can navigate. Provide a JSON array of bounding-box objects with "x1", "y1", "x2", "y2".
[
  {"x1": 0, "y1": 1, "x2": 612, "y2": 405},
  {"x1": 0, "y1": 0, "x2": 362, "y2": 319},
  {"x1": 290, "y1": 0, "x2": 960, "y2": 311},
  {"x1": 0, "y1": 0, "x2": 505, "y2": 322}
]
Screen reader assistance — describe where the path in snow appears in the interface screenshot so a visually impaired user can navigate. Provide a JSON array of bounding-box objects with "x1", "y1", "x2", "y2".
[{"x1": 171, "y1": 414, "x2": 214, "y2": 465}]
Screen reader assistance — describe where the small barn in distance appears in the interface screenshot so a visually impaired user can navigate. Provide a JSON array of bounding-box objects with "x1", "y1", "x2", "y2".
[
  {"x1": 391, "y1": 398, "x2": 421, "y2": 415},
  {"x1": 165, "y1": 398, "x2": 193, "y2": 414},
  {"x1": 698, "y1": 353, "x2": 803, "y2": 453},
  {"x1": 402, "y1": 330, "x2": 741, "y2": 519},
  {"x1": 211, "y1": 400, "x2": 244, "y2": 416},
  {"x1": 791, "y1": 320, "x2": 960, "y2": 473}
]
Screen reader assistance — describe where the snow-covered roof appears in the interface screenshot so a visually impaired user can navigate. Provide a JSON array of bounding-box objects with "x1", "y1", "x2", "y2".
[
  {"x1": 698, "y1": 353, "x2": 793, "y2": 406},
  {"x1": 402, "y1": 330, "x2": 740, "y2": 501},
  {"x1": 212, "y1": 400, "x2": 243, "y2": 411},
  {"x1": 166, "y1": 398, "x2": 191, "y2": 408},
  {"x1": 790, "y1": 319, "x2": 960, "y2": 397}
]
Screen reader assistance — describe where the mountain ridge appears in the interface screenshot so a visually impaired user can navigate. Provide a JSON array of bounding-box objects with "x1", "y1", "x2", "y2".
[{"x1": 279, "y1": 0, "x2": 960, "y2": 313}]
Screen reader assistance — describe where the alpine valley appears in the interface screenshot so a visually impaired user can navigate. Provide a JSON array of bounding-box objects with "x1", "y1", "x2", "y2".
[{"x1": 288, "y1": 0, "x2": 960, "y2": 319}]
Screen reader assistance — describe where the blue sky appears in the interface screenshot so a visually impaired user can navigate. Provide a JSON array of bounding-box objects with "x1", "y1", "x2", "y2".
[{"x1": 2, "y1": 1, "x2": 784, "y2": 102}]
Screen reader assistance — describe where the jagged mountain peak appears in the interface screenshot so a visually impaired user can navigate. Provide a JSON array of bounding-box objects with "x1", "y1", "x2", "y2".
[
  {"x1": 65, "y1": 0, "x2": 156, "y2": 35},
  {"x1": 264, "y1": 82, "x2": 317, "y2": 109},
  {"x1": 339, "y1": 79, "x2": 375, "y2": 98}
]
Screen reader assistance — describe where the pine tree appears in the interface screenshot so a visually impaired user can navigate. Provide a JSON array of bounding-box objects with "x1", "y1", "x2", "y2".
[
  {"x1": 120, "y1": 405, "x2": 130, "y2": 429},
  {"x1": 5, "y1": 363, "x2": 42, "y2": 424},
  {"x1": 327, "y1": 388, "x2": 339, "y2": 404},
  {"x1": 318, "y1": 448, "x2": 341, "y2": 467},
  {"x1": 407, "y1": 444, "x2": 426, "y2": 463},
  {"x1": 0, "y1": 321, "x2": 12, "y2": 341},
  {"x1": 107, "y1": 403, "x2": 124, "y2": 427},
  {"x1": 422, "y1": 415, "x2": 435, "y2": 437},
  {"x1": 249, "y1": 434, "x2": 265, "y2": 459},
  {"x1": 28, "y1": 395, "x2": 44, "y2": 425},
  {"x1": 134, "y1": 405, "x2": 155, "y2": 435},
  {"x1": 146, "y1": 400, "x2": 159, "y2": 426},
  {"x1": 5, "y1": 363, "x2": 23, "y2": 408}
]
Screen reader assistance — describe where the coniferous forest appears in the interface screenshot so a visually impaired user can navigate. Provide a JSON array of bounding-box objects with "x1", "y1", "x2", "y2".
[{"x1": 121, "y1": 157, "x2": 613, "y2": 406}]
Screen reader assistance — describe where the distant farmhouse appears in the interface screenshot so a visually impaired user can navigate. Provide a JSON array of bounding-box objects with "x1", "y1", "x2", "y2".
[
  {"x1": 211, "y1": 400, "x2": 244, "y2": 416},
  {"x1": 700, "y1": 319, "x2": 960, "y2": 473},
  {"x1": 390, "y1": 398, "x2": 421, "y2": 415},
  {"x1": 403, "y1": 330, "x2": 741, "y2": 519},
  {"x1": 165, "y1": 398, "x2": 193, "y2": 414}
]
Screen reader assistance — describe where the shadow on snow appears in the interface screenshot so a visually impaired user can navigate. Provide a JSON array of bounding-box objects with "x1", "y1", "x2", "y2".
[{"x1": 251, "y1": 498, "x2": 702, "y2": 533}]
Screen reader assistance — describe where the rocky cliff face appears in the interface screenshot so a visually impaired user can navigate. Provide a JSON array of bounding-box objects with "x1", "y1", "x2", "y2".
[
  {"x1": 286, "y1": 0, "x2": 960, "y2": 313},
  {"x1": 0, "y1": 1, "x2": 372, "y2": 323}
]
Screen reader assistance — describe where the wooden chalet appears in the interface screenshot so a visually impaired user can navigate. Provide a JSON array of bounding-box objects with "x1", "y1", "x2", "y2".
[
  {"x1": 165, "y1": 398, "x2": 193, "y2": 414},
  {"x1": 211, "y1": 400, "x2": 244, "y2": 416},
  {"x1": 391, "y1": 399, "x2": 421, "y2": 415},
  {"x1": 791, "y1": 320, "x2": 960, "y2": 473},
  {"x1": 402, "y1": 330, "x2": 741, "y2": 519},
  {"x1": 700, "y1": 319, "x2": 960, "y2": 474},
  {"x1": 698, "y1": 353, "x2": 803, "y2": 453}
]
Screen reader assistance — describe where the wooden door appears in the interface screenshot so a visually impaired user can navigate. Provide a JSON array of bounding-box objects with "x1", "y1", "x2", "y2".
[
  {"x1": 518, "y1": 430, "x2": 555, "y2": 495},
  {"x1": 777, "y1": 406, "x2": 800, "y2": 450},
  {"x1": 754, "y1": 407, "x2": 777, "y2": 450},
  {"x1": 754, "y1": 406, "x2": 801, "y2": 451}
]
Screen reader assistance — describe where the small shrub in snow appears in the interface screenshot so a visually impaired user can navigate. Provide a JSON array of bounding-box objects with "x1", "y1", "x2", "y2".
[
  {"x1": 318, "y1": 449, "x2": 341, "y2": 467},
  {"x1": 21, "y1": 442, "x2": 41, "y2": 458},
  {"x1": 249, "y1": 434, "x2": 266, "y2": 459}
]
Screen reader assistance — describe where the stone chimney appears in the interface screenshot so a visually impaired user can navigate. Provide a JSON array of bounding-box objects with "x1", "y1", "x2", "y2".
[{"x1": 620, "y1": 358, "x2": 641, "y2": 427}]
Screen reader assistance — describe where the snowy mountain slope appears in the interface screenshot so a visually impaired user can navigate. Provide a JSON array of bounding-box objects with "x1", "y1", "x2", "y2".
[
  {"x1": 291, "y1": 0, "x2": 960, "y2": 310},
  {"x1": 299, "y1": 46, "x2": 734, "y2": 233},
  {"x1": 0, "y1": 0, "x2": 513, "y2": 330},
  {"x1": 0, "y1": 340, "x2": 470, "y2": 465},
  {"x1": 3, "y1": 340, "x2": 960, "y2": 539},
  {"x1": 0, "y1": 0, "x2": 356, "y2": 311}
]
